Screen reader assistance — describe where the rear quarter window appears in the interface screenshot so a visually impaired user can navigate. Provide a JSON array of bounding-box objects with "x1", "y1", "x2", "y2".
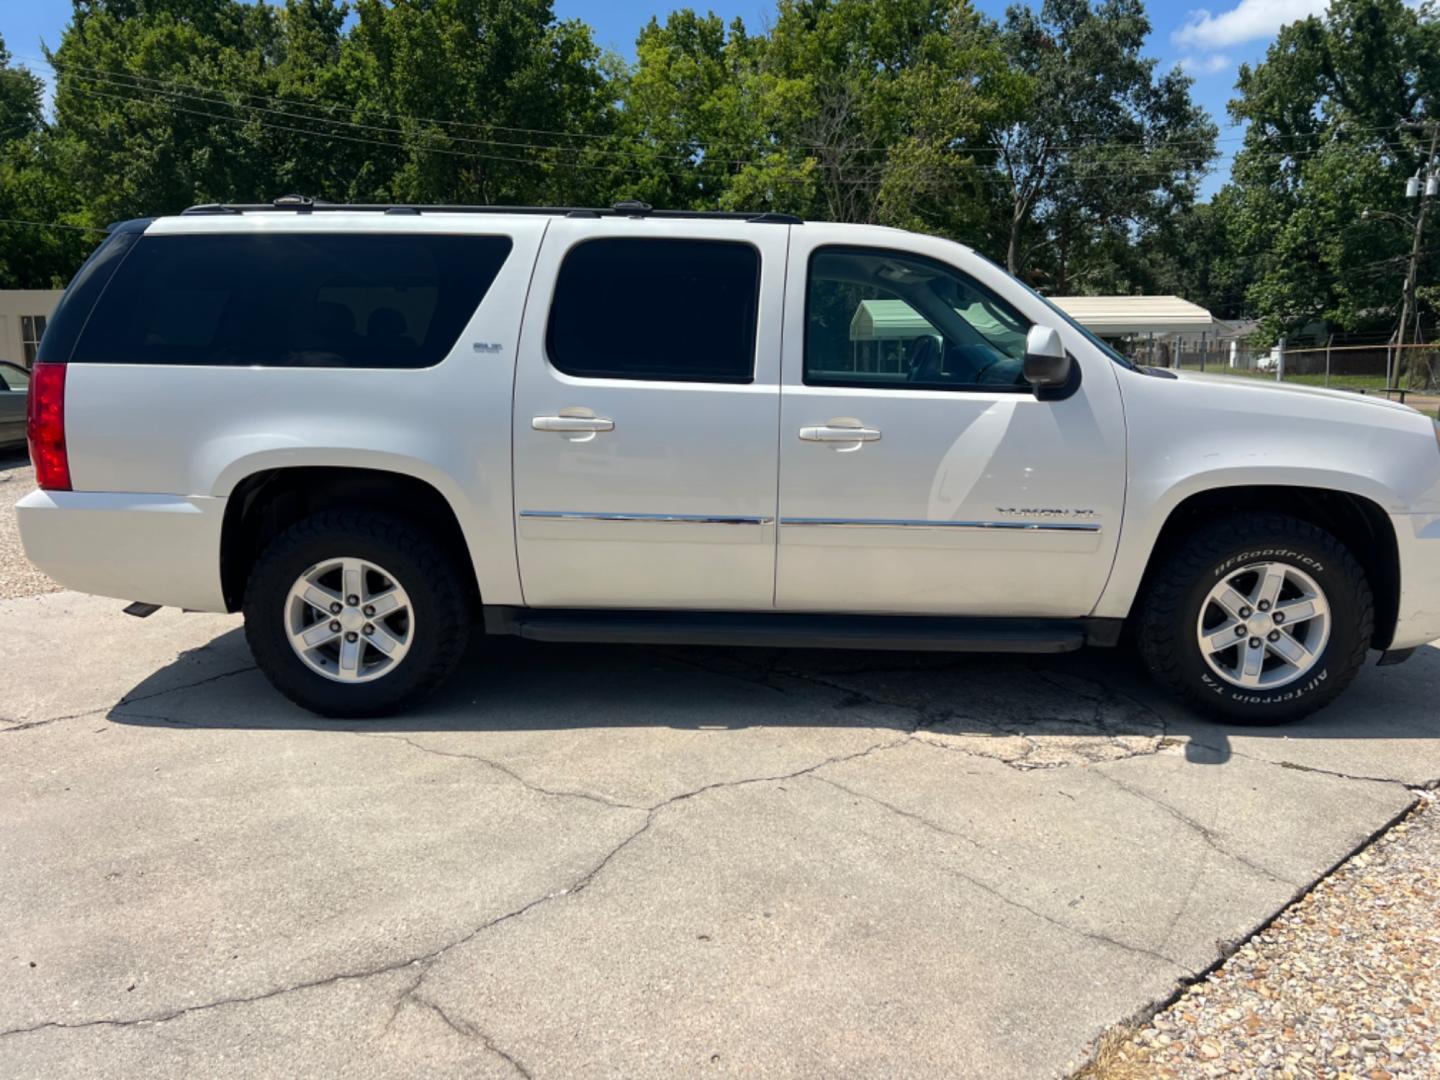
[{"x1": 70, "y1": 232, "x2": 513, "y2": 369}]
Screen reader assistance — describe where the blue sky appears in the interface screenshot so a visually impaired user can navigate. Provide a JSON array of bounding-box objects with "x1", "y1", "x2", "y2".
[{"x1": 0, "y1": 0, "x2": 1335, "y2": 200}]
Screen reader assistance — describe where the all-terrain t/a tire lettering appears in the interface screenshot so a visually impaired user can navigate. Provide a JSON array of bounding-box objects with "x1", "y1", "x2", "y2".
[{"x1": 1137, "y1": 514, "x2": 1373, "y2": 724}]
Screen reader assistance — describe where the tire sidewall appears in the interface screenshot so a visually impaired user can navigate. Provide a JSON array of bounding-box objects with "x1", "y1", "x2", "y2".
[
  {"x1": 1172, "y1": 536, "x2": 1363, "y2": 722},
  {"x1": 244, "y1": 521, "x2": 459, "y2": 716}
]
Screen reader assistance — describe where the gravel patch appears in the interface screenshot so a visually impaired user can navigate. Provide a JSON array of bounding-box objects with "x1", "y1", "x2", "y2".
[
  {"x1": 1079, "y1": 793, "x2": 1440, "y2": 1079},
  {"x1": 0, "y1": 453, "x2": 60, "y2": 598}
]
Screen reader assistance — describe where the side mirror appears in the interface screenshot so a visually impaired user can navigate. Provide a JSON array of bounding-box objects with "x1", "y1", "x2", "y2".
[{"x1": 1022, "y1": 325, "x2": 1072, "y2": 392}]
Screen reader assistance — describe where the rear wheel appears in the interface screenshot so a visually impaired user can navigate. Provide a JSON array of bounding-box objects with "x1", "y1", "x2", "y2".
[
  {"x1": 243, "y1": 509, "x2": 470, "y2": 718},
  {"x1": 1137, "y1": 514, "x2": 1372, "y2": 723}
]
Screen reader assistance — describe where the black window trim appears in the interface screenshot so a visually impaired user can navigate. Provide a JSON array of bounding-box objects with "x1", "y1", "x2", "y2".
[
  {"x1": 802, "y1": 244, "x2": 1035, "y2": 395},
  {"x1": 544, "y1": 235, "x2": 763, "y2": 386}
]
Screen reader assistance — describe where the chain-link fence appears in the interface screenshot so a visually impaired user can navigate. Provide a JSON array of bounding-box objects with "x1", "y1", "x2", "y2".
[{"x1": 1131, "y1": 336, "x2": 1440, "y2": 405}]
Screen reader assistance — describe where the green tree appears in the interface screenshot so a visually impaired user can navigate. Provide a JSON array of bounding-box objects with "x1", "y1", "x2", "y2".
[
  {"x1": 619, "y1": 0, "x2": 1023, "y2": 238},
  {"x1": 0, "y1": 36, "x2": 94, "y2": 289},
  {"x1": 987, "y1": 0, "x2": 1216, "y2": 290},
  {"x1": 610, "y1": 11, "x2": 764, "y2": 209},
  {"x1": 0, "y1": 34, "x2": 45, "y2": 139},
  {"x1": 737, "y1": 0, "x2": 1021, "y2": 229},
  {"x1": 1221, "y1": 0, "x2": 1440, "y2": 341},
  {"x1": 340, "y1": 0, "x2": 618, "y2": 205}
]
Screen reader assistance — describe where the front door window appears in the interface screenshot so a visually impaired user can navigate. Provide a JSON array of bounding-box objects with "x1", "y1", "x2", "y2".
[{"x1": 805, "y1": 247, "x2": 1031, "y2": 392}]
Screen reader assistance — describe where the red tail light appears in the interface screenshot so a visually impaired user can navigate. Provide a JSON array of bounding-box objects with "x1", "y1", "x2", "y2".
[{"x1": 27, "y1": 363, "x2": 71, "y2": 491}]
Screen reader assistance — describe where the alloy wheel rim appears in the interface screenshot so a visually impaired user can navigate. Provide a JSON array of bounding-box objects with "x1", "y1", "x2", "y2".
[
  {"x1": 284, "y1": 557, "x2": 413, "y2": 683},
  {"x1": 1196, "y1": 561, "x2": 1331, "y2": 691}
]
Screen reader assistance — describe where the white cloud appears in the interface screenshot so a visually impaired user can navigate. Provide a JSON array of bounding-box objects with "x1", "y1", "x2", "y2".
[
  {"x1": 1179, "y1": 53, "x2": 1234, "y2": 75},
  {"x1": 1172, "y1": 0, "x2": 1327, "y2": 49}
]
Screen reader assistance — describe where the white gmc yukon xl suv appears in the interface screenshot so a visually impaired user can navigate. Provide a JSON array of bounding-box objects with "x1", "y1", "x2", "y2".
[{"x1": 17, "y1": 200, "x2": 1440, "y2": 721}]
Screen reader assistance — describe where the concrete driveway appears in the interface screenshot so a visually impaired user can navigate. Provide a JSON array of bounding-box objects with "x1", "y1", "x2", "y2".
[{"x1": 2, "y1": 592, "x2": 1437, "y2": 1078}]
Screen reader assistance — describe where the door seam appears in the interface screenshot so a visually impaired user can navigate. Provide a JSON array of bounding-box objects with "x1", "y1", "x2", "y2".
[
  {"x1": 769, "y1": 226, "x2": 793, "y2": 609},
  {"x1": 509, "y1": 218, "x2": 553, "y2": 610}
]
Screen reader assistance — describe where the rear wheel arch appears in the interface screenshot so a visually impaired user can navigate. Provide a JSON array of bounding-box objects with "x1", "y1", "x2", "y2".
[
  {"x1": 220, "y1": 466, "x2": 479, "y2": 614},
  {"x1": 1129, "y1": 485, "x2": 1400, "y2": 650}
]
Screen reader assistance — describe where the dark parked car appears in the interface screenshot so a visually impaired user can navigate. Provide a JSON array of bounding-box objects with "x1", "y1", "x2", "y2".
[{"x1": 0, "y1": 361, "x2": 29, "y2": 451}]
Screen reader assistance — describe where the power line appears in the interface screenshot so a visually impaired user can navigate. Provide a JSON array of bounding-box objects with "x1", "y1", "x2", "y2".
[
  {"x1": 30, "y1": 53, "x2": 1423, "y2": 160},
  {"x1": 55, "y1": 60, "x2": 1226, "y2": 166},
  {"x1": 62, "y1": 83, "x2": 768, "y2": 187},
  {"x1": 58, "y1": 77, "x2": 1417, "y2": 189},
  {"x1": 0, "y1": 216, "x2": 108, "y2": 233}
]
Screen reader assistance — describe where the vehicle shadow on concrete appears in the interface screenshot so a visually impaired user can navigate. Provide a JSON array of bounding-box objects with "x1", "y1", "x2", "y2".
[{"x1": 104, "y1": 625, "x2": 1440, "y2": 770}]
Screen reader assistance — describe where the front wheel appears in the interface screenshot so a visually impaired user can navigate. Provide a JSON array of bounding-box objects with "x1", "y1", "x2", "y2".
[
  {"x1": 243, "y1": 510, "x2": 471, "y2": 718},
  {"x1": 1137, "y1": 514, "x2": 1373, "y2": 723}
]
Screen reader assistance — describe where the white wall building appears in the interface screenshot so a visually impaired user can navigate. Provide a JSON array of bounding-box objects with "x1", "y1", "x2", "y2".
[{"x1": 0, "y1": 290, "x2": 64, "y2": 367}]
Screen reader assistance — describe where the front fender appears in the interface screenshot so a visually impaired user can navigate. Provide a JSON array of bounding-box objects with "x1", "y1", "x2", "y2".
[{"x1": 1095, "y1": 368, "x2": 1440, "y2": 620}]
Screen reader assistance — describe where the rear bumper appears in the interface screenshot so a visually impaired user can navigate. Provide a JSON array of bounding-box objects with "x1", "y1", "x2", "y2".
[
  {"x1": 1390, "y1": 512, "x2": 1440, "y2": 650},
  {"x1": 15, "y1": 489, "x2": 227, "y2": 612}
]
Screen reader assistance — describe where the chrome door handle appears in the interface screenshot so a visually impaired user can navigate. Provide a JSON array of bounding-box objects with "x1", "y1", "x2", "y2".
[
  {"x1": 532, "y1": 415, "x2": 615, "y2": 433},
  {"x1": 799, "y1": 425, "x2": 881, "y2": 443}
]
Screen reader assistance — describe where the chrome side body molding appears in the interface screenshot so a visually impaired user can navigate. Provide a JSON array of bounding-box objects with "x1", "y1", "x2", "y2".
[
  {"x1": 519, "y1": 510, "x2": 775, "y2": 526},
  {"x1": 778, "y1": 517, "x2": 1102, "y2": 533},
  {"x1": 519, "y1": 511, "x2": 1101, "y2": 533}
]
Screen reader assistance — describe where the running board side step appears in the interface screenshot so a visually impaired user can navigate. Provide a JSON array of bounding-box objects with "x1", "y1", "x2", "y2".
[{"x1": 483, "y1": 607, "x2": 1121, "y2": 653}]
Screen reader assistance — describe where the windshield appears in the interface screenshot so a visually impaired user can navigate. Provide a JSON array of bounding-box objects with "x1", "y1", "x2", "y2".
[{"x1": 970, "y1": 251, "x2": 1137, "y2": 370}]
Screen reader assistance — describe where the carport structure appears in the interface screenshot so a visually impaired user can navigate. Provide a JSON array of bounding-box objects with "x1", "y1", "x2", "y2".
[
  {"x1": 1050, "y1": 294, "x2": 1216, "y2": 366},
  {"x1": 846, "y1": 293, "x2": 1217, "y2": 368}
]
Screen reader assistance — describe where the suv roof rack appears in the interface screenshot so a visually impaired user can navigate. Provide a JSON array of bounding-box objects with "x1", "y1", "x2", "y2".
[{"x1": 181, "y1": 199, "x2": 803, "y2": 225}]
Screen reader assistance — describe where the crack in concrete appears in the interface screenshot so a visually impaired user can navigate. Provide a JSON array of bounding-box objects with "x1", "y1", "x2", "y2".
[
  {"x1": 0, "y1": 959, "x2": 432, "y2": 1041},
  {"x1": 8, "y1": 638, "x2": 1428, "y2": 1061},
  {"x1": 2, "y1": 666, "x2": 258, "y2": 735},
  {"x1": 0, "y1": 706, "x2": 109, "y2": 734},
  {"x1": 382, "y1": 965, "x2": 428, "y2": 1035},
  {"x1": 1088, "y1": 769, "x2": 1301, "y2": 888},
  {"x1": 115, "y1": 666, "x2": 258, "y2": 708},
  {"x1": 0, "y1": 733, "x2": 909, "y2": 1043},
  {"x1": 806, "y1": 774, "x2": 1192, "y2": 975},
  {"x1": 1271, "y1": 758, "x2": 1430, "y2": 787},
  {"x1": 761, "y1": 655, "x2": 1172, "y2": 773},
  {"x1": 363, "y1": 733, "x2": 643, "y2": 811},
  {"x1": 812, "y1": 774, "x2": 989, "y2": 853},
  {"x1": 1065, "y1": 793, "x2": 1424, "y2": 1078},
  {"x1": 411, "y1": 995, "x2": 533, "y2": 1079},
  {"x1": 1182, "y1": 736, "x2": 1423, "y2": 789}
]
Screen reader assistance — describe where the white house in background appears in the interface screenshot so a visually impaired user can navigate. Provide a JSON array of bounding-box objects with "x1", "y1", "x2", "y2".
[{"x1": 0, "y1": 290, "x2": 64, "y2": 367}]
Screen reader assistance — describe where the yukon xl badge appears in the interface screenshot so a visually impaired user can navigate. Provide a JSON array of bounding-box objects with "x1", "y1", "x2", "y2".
[
  {"x1": 472, "y1": 341, "x2": 503, "y2": 354},
  {"x1": 995, "y1": 507, "x2": 1098, "y2": 519}
]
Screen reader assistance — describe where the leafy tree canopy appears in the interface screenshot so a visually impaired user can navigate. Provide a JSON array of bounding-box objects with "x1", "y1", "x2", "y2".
[
  {"x1": 8, "y1": 0, "x2": 1433, "y2": 352},
  {"x1": 1220, "y1": 0, "x2": 1440, "y2": 340}
]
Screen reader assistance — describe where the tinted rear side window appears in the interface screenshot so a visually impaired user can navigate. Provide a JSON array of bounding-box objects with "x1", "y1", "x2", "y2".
[
  {"x1": 547, "y1": 238, "x2": 760, "y2": 383},
  {"x1": 71, "y1": 233, "x2": 512, "y2": 369},
  {"x1": 36, "y1": 224, "x2": 146, "y2": 365}
]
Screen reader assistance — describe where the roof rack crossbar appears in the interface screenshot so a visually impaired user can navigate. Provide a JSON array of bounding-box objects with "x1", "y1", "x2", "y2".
[{"x1": 179, "y1": 201, "x2": 803, "y2": 224}]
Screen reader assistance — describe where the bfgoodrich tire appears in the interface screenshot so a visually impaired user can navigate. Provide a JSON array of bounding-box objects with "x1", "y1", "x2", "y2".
[
  {"x1": 243, "y1": 509, "x2": 471, "y2": 718},
  {"x1": 1137, "y1": 514, "x2": 1372, "y2": 724}
]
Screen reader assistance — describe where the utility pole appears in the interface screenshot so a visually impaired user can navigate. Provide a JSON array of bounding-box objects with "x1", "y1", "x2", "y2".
[{"x1": 1397, "y1": 122, "x2": 1439, "y2": 386}]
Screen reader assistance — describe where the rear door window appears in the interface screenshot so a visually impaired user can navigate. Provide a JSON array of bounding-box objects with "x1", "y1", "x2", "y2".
[
  {"x1": 546, "y1": 238, "x2": 760, "y2": 383},
  {"x1": 70, "y1": 233, "x2": 512, "y2": 368}
]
